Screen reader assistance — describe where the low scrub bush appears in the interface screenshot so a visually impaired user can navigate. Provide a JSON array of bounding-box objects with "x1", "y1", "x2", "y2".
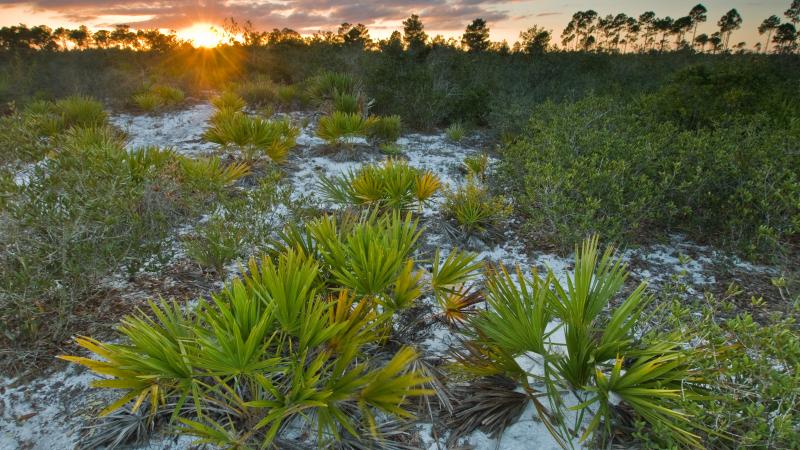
[
  {"x1": 184, "y1": 215, "x2": 245, "y2": 278},
  {"x1": 220, "y1": 169, "x2": 315, "y2": 251},
  {"x1": 319, "y1": 158, "x2": 440, "y2": 212},
  {"x1": 443, "y1": 179, "x2": 511, "y2": 238},
  {"x1": 203, "y1": 112, "x2": 299, "y2": 162},
  {"x1": 0, "y1": 140, "x2": 185, "y2": 355},
  {"x1": 499, "y1": 95, "x2": 800, "y2": 259},
  {"x1": 463, "y1": 153, "x2": 489, "y2": 180},
  {"x1": 379, "y1": 142, "x2": 404, "y2": 156},
  {"x1": 0, "y1": 108, "x2": 54, "y2": 163},
  {"x1": 276, "y1": 84, "x2": 299, "y2": 107},
  {"x1": 60, "y1": 212, "x2": 449, "y2": 448}
]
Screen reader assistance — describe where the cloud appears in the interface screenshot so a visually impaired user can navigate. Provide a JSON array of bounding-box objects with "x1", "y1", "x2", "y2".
[{"x1": 0, "y1": 0, "x2": 512, "y2": 32}]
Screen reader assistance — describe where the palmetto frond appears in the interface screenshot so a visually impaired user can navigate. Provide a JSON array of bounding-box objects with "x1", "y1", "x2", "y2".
[{"x1": 178, "y1": 155, "x2": 250, "y2": 193}]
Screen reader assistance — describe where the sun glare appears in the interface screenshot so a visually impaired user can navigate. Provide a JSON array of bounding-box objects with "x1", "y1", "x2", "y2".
[{"x1": 178, "y1": 23, "x2": 223, "y2": 48}]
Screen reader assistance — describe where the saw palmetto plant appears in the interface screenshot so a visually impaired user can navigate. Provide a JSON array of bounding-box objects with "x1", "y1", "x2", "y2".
[
  {"x1": 319, "y1": 159, "x2": 441, "y2": 212},
  {"x1": 132, "y1": 85, "x2": 185, "y2": 112},
  {"x1": 178, "y1": 155, "x2": 250, "y2": 193},
  {"x1": 450, "y1": 236, "x2": 715, "y2": 449},
  {"x1": 306, "y1": 71, "x2": 359, "y2": 103},
  {"x1": 211, "y1": 91, "x2": 246, "y2": 112},
  {"x1": 53, "y1": 95, "x2": 108, "y2": 129},
  {"x1": 316, "y1": 111, "x2": 374, "y2": 149},
  {"x1": 204, "y1": 111, "x2": 299, "y2": 162},
  {"x1": 367, "y1": 115, "x2": 402, "y2": 143},
  {"x1": 60, "y1": 211, "x2": 446, "y2": 449}
]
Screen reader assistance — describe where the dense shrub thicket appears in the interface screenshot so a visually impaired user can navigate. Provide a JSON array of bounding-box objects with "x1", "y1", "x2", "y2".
[
  {"x1": 4, "y1": 44, "x2": 798, "y2": 131},
  {"x1": 498, "y1": 63, "x2": 799, "y2": 259}
]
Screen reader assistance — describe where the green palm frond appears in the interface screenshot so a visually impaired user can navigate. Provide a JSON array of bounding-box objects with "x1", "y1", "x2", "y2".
[
  {"x1": 430, "y1": 248, "x2": 483, "y2": 295},
  {"x1": 179, "y1": 156, "x2": 250, "y2": 193},
  {"x1": 472, "y1": 265, "x2": 553, "y2": 356}
]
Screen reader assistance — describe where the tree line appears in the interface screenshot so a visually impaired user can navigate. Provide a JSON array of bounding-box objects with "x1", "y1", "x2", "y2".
[{"x1": 1, "y1": 2, "x2": 798, "y2": 54}]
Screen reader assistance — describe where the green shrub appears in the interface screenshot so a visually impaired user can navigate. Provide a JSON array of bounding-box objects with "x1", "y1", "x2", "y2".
[
  {"x1": 651, "y1": 62, "x2": 797, "y2": 130},
  {"x1": 0, "y1": 140, "x2": 181, "y2": 351},
  {"x1": 59, "y1": 212, "x2": 437, "y2": 448},
  {"x1": 220, "y1": 169, "x2": 314, "y2": 251},
  {"x1": 276, "y1": 84, "x2": 298, "y2": 106},
  {"x1": 499, "y1": 96, "x2": 800, "y2": 259},
  {"x1": 319, "y1": 158, "x2": 440, "y2": 211},
  {"x1": 0, "y1": 110, "x2": 53, "y2": 163},
  {"x1": 126, "y1": 146, "x2": 176, "y2": 182},
  {"x1": 443, "y1": 179, "x2": 510, "y2": 236},
  {"x1": 367, "y1": 115, "x2": 402, "y2": 143},
  {"x1": 58, "y1": 125, "x2": 125, "y2": 152},
  {"x1": 203, "y1": 112, "x2": 299, "y2": 162},
  {"x1": 184, "y1": 215, "x2": 244, "y2": 278}
]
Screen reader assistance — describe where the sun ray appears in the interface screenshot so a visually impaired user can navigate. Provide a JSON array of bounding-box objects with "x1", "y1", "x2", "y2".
[{"x1": 177, "y1": 23, "x2": 224, "y2": 48}]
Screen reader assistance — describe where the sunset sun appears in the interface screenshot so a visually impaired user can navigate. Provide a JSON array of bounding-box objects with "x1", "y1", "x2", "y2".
[{"x1": 178, "y1": 23, "x2": 224, "y2": 47}]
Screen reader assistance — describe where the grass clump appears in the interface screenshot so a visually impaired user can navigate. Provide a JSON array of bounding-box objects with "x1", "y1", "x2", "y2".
[
  {"x1": 204, "y1": 111, "x2": 299, "y2": 162},
  {"x1": 379, "y1": 142, "x2": 404, "y2": 156},
  {"x1": 53, "y1": 96, "x2": 107, "y2": 129},
  {"x1": 131, "y1": 85, "x2": 185, "y2": 112},
  {"x1": 463, "y1": 153, "x2": 489, "y2": 180},
  {"x1": 131, "y1": 92, "x2": 161, "y2": 111},
  {"x1": 445, "y1": 122, "x2": 466, "y2": 142},
  {"x1": 319, "y1": 158, "x2": 441, "y2": 212},
  {"x1": 59, "y1": 212, "x2": 436, "y2": 448}
]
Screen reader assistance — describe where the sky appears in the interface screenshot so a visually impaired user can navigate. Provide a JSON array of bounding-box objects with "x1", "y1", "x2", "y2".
[{"x1": 0, "y1": 1, "x2": 792, "y2": 48}]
